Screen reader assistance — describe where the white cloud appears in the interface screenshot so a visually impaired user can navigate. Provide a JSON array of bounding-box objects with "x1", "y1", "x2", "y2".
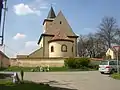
[
  {"x1": 13, "y1": 3, "x2": 40, "y2": 16},
  {"x1": 13, "y1": 33, "x2": 26, "y2": 40},
  {"x1": 25, "y1": 41, "x2": 38, "y2": 47},
  {"x1": 13, "y1": 0, "x2": 56, "y2": 16}
]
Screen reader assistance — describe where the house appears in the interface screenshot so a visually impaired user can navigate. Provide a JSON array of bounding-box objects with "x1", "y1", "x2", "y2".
[
  {"x1": 18, "y1": 6, "x2": 78, "y2": 58},
  {"x1": 0, "y1": 51, "x2": 10, "y2": 68},
  {"x1": 106, "y1": 47, "x2": 120, "y2": 59}
]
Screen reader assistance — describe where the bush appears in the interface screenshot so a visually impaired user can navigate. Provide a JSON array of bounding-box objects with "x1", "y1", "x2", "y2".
[
  {"x1": 88, "y1": 64, "x2": 99, "y2": 70},
  {"x1": 64, "y1": 58, "x2": 90, "y2": 69},
  {"x1": 64, "y1": 58, "x2": 77, "y2": 68}
]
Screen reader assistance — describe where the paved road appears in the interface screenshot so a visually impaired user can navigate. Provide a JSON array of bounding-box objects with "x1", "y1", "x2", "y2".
[{"x1": 19, "y1": 71, "x2": 120, "y2": 90}]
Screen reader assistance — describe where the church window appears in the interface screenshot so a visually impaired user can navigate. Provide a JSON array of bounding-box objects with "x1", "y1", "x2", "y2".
[
  {"x1": 72, "y1": 46, "x2": 73, "y2": 52},
  {"x1": 51, "y1": 46, "x2": 54, "y2": 52},
  {"x1": 61, "y1": 44, "x2": 67, "y2": 52},
  {"x1": 60, "y1": 21, "x2": 62, "y2": 24}
]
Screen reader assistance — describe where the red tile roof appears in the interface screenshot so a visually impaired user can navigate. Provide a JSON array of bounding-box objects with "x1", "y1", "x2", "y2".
[{"x1": 49, "y1": 29, "x2": 73, "y2": 42}]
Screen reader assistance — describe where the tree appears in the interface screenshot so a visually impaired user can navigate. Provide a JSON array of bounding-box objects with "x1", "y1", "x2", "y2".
[
  {"x1": 97, "y1": 17, "x2": 119, "y2": 48},
  {"x1": 77, "y1": 34, "x2": 106, "y2": 58},
  {"x1": 115, "y1": 30, "x2": 120, "y2": 45},
  {"x1": 78, "y1": 35, "x2": 88, "y2": 57}
]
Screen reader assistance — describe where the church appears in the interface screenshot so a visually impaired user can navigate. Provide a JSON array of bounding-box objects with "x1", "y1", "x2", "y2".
[{"x1": 17, "y1": 7, "x2": 78, "y2": 58}]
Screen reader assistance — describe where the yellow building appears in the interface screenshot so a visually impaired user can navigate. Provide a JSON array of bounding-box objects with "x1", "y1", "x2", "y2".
[
  {"x1": 28, "y1": 7, "x2": 78, "y2": 58},
  {"x1": 106, "y1": 48, "x2": 116, "y2": 59}
]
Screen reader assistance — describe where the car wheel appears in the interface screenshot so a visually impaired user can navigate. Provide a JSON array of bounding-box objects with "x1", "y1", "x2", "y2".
[{"x1": 100, "y1": 72, "x2": 104, "y2": 74}]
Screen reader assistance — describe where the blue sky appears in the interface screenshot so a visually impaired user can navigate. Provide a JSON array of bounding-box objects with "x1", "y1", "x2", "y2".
[{"x1": 0, "y1": 0, "x2": 120, "y2": 57}]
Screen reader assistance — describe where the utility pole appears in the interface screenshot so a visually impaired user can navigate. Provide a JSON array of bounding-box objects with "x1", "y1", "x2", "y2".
[
  {"x1": 117, "y1": 50, "x2": 119, "y2": 74},
  {"x1": 1, "y1": 0, "x2": 7, "y2": 45},
  {"x1": 0, "y1": 0, "x2": 7, "y2": 69},
  {"x1": 0, "y1": 0, "x2": 7, "y2": 46},
  {"x1": 113, "y1": 46, "x2": 120, "y2": 74}
]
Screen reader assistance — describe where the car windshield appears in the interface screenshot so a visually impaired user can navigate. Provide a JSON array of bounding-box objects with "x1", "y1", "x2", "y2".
[{"x1": 100, "y1": 61, "x2": 108, "y2": 65}]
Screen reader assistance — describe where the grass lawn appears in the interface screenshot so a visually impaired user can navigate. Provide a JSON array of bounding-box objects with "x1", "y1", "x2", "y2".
[
  {"x1": 111, "y1": 73, "x2": 120, "y2": 80},
  {"x1": 1, "y1": 66, "x2": 97, "y2": 72},
  {"x1": 0, "y1": 80, "x2": 74, "y2": 90}
]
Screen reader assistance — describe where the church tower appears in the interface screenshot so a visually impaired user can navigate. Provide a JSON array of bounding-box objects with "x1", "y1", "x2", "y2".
[{"x1": 43, "y1": 6, "x2": 56, "y2": 33}]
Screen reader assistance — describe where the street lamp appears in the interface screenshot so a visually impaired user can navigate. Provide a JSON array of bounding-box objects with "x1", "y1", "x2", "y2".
[{"x1": 113, "y1": 46, "x2": 120, "y2": 74}]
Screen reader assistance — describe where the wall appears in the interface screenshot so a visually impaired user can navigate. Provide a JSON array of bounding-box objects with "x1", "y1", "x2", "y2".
[
  {"x1": 49, "y1": 41, "x2": 73, "y2": 57},
  {"x1": 68, "y1": 37, "x2": 77, "y2": 57},
  {"x1": 0, "y1": 55, "x2": 10, "y2": 68},
  {"x1": 44, "y1": 36, "x2": 53, "y2": 57},
  {"x1": 106, "y1": 48, "x2": 115, "y2": 59},
  {"x1": 43, "y1": 20, "x2": 53, "y2": 32},
  {"x1": 10, "y1": 58, "x2": 64, "y2": 67},
  {"x1": 29, "y1": 47, "x2": 43, "y2": 57},
  {"x1": 39, "y1": 37, "x2": 43, "y2": 48}
]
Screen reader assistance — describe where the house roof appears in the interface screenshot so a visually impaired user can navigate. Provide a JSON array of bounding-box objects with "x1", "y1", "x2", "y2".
[
  {"x1": 44, "y1": 11, "x2": 77, "y2": 36},
  {"x1": 47, "y1": 6, "x2": 56, "y2": 19},
  {"x1": 112, "y1": 46, "x2": 120, "y2": 51},
  {"x1": 48, "y1": 29, "x2": 74, "y2": 43},
  {"x1": 0, "y1": 51, "x2": 9, "y2": 59},
  {"x1": 37, "y1": 33, "x2": 78, "y2": 44},
  {"x1": 107, "y1": 46, "x2": 120, "y2": 53}
]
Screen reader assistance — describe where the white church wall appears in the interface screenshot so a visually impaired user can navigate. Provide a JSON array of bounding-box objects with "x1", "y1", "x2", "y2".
[
  {"x1": 49, "y1": 41, "x2": 73, "y2": 57},
  {"x1": 39, "y1": 37, "x2": 43, "y2": 48}
]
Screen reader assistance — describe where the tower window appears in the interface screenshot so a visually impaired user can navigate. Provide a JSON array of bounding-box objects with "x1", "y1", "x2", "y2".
[
  {"x1": 51, "y1": 46, "x2": 54, "y2": 52},
  {"x1": 60, "y1": 21, "x2": 62, "y2": 24},
  {"x1": 61, "y1": 44, "x2": 67, "y2": 52}
]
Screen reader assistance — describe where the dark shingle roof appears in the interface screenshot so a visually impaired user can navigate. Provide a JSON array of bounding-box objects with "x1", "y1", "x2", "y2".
[{"x1": 47, "y1": 6, "x2": 56, "y2": 19}]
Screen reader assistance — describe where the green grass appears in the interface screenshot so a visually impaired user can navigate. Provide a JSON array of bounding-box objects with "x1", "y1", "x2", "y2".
[
  {"x1": 3, "y1": 67, "x2": 34, "y2": 72},
  {"x1": 1, "y1": 66, "x2": 97, "y2": 72},
  {"x1": 111, "y1": 73, "x2": 120, "y2": 80},
  {"x1": 0, "y1": 80, "x2": 74, "y2": 90}
]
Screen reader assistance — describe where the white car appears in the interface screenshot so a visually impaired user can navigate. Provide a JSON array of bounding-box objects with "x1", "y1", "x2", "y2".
[{"x1": 99, "y1": 60, "x2": 120, "y2": 74}]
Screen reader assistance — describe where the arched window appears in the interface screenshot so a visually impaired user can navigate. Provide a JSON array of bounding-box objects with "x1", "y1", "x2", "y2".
[
  {"x1": 61, "y1": 44, "x2": 67, "y2": 52},
  {"x1": 51, "y1": 46, "x2": 54, "y2": 52},
  {"x1": 60, "y1": 21, "x2": 62, "y2": 24}
]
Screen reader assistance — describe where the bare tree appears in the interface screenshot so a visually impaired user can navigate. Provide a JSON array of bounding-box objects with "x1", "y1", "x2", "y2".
[
  {"x1": 77, "y1": 34, "x2": 106, "y2": 58},
  {"x1": 78, "y1": 35, "x2": 88, "y2": 57},
  {"x1": 97, "y1": 17, "x2": 119, "y2": 48},
  {"x1": 115, "y1": 30, "x2": 120, "y2": 45}
]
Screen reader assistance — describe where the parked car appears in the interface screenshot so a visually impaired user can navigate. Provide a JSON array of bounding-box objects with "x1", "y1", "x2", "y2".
[{"x1": 99, "y1": 60, "x2": 120, "y2": 74}]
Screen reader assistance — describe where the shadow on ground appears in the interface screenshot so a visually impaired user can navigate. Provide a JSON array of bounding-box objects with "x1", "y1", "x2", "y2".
[
  {"x1": 0, "y1": 80, "x2": 77, "y2": 90},
  {"x1": 43, "y1": 80, "x2": 71, "y2": 85}
]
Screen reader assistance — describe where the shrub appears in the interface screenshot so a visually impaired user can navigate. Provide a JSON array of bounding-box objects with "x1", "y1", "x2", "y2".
[
  {"x1": 79, "y1": 58, "x2": 90, "y2": 67},
  {"x1": 64, "y1": 58, "x2": 77, "y2": 68},
  {"x1": 64, "y1": 58, "x2": 90, "y2": 69}
]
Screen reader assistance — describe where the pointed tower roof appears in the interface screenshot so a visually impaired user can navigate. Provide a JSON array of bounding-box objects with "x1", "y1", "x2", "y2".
[{"x1": 47, "y1": 6, "x2": 56, "y2": 19}]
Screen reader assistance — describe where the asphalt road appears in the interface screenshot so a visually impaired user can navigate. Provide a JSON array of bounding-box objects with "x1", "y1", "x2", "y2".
[{"x1": 19, "y1": 71, "x2": 120, "y2": 90}]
